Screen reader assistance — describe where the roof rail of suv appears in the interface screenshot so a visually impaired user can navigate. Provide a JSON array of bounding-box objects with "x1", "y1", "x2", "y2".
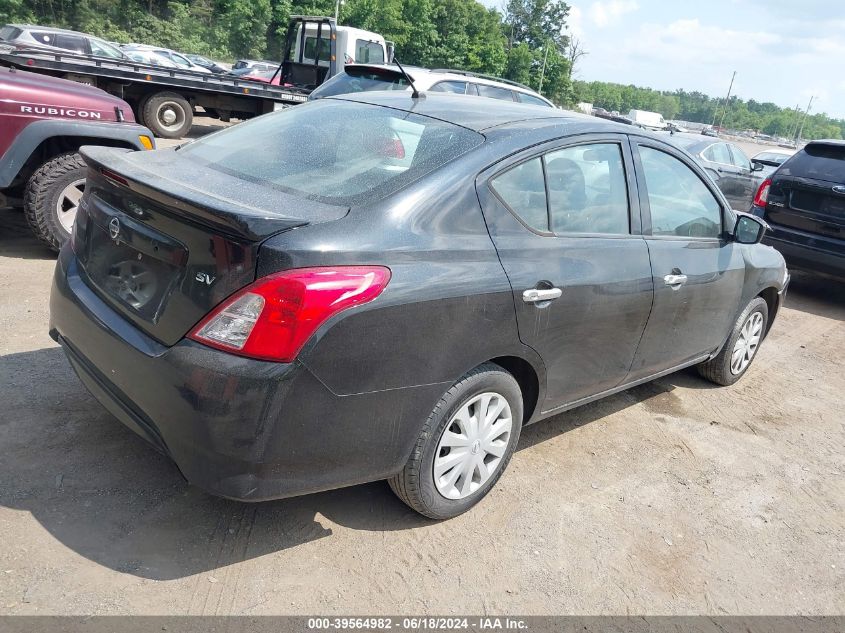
[{"x1": 429, "y1": 69, "x2": 534, "y2": 92}]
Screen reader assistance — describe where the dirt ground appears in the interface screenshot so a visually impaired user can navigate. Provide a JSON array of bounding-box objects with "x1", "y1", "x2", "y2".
[{"x1": 0, "y1": 123, "x2": 843, "y2": 616}]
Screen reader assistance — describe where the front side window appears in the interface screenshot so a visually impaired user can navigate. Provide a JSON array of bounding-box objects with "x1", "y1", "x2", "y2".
[
  {"x1": 490, "y1": 158, "x2": 548, "y2": 232},
  {"x1": 728, "y1": 145, "x2": 751, "y2": 170},
  {"x1": 518, "y1": 93, "x2": 552, "y2": 108},
  {"x1": 546, "y1": 144, "x2": 629, "y2": 235},
  {"x1": 355, "y1": 39, "x2": 385, "y2": 64},
  {"x1": 476, "y1": 84, "x2": 516, "y2": 101},
  {"x1": 639, "y1": 146, "x2": 722, "y2": 238},
  {"x1": 89, "y1": 38, "x2": 124, "y2": 59}
]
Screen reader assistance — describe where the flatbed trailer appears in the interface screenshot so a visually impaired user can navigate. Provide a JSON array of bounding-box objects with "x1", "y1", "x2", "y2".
[{"x1": 0, "y1": 16, "x2": 340, "y2": 139}]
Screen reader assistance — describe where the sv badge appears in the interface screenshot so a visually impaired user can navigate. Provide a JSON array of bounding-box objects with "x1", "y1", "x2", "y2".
[{"x1": 195, "y1": 272, "x2": 216, "y2": 286}]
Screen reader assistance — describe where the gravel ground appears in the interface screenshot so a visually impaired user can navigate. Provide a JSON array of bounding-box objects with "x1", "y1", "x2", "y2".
[{"x1": 0, "y1": 124, "x2": 843, "y2": 616}]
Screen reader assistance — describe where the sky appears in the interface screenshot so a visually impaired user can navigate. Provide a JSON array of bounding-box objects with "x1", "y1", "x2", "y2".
[{"x1": 480, "y1": 0, "x2": 845, "y2": 119}]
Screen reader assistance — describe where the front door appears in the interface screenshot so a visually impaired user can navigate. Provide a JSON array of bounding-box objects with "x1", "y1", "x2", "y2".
[
  {"x1": 477, "y1": 135, "x2": 654, "y2": 413},
  {"x1": 627, "y1": 139, "x2": 746, "y2": 380}
]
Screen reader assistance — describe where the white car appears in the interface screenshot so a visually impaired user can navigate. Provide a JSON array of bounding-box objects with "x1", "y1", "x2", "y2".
[
  {"x1": 121, "y1": 44, "x2": 211, "y2": 73},
  {"x1": 309, "y1": 65, "x2": 555, "y2": 108},
  {"x1": 123, "y1": 49, "x2": 180, "y2": 69},
  {"x1": 751, "y1": 149, "x2": 795, "y2": 176}
]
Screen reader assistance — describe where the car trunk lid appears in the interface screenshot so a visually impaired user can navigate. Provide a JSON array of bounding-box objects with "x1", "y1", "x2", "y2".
[
  {"x1": 74, "y1": 146, "x2": 349, "y2": 346},
  {"x1": 764, "y1": 142, "x2": 845, "y2": 240}
]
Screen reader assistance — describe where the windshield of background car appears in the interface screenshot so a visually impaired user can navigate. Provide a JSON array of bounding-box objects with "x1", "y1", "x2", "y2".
[
  {"x1": 781, "y1": 144, "x2": 844, "y2": 182},
  {"x1": 179, "y1": 100, "x2": 484, "y2": 206},
  {"x1": 310, "y1": 68, "x2": 409, "y2": 98},
  {"x1": 754, "y1": 152, "x2": 789, "y2": 164}
]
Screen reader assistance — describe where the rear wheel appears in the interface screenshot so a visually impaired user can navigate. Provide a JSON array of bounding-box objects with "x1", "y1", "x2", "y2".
[
  {"x1": 698, "y1": 297, "x2": 769, "y2": 386},
  {"x1": 143, "y1": 92, "x2": 193, "y2": 139},
  {"x1": 389, "y1": 363, "x2": 523, "y2": 519},
  {"x1": 24, "y1": 152, "x2": 87, "y2": 252}
]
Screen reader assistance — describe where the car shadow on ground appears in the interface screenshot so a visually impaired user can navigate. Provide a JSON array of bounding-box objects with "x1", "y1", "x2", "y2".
[
  {"x1": 0, "y1": 207, "x2": 58, "y2": 260},
  {"x1": 1, "y1": 345, "x2": 689, "y2": 581},
  {"x1": 783, "y1": 270, "x2": 845, "y2": 322}
]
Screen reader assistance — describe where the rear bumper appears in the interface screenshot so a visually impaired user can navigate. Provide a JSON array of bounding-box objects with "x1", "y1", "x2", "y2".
[
  {"x1": 762, "y1": 231, "x2": 845, "y2": 279},
  {"x1": 49, "y1": 247, "x2": 444, "y2": 501}
]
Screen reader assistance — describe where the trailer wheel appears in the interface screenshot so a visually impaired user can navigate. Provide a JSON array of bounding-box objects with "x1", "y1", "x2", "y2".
[{"x1": 143, "y1": 92, "x2": 193, "y2": 139}]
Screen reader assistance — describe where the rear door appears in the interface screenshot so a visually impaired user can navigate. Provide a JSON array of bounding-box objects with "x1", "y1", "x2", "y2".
[
  {"x1": 627, "y1": 139, "x2": 745, "y2": 379},
  {"x1": 477, "y1": 134, "x2": 654, "y2": 412},
  {"x1": 763, "y1": 142, "x2": 845, "y2": 243},
  {"x1": 702, "y1": 142, "x2": 744, "y2": 208},
  {"x1": 727, "y1": 143, "x2": 758, "y2": 208}
]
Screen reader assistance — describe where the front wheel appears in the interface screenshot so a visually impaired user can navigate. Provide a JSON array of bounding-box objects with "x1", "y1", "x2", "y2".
[
  {"x1": 389, "y1": 363, "x2": 523, "y2": 519},
  {"x1": 24, "y1": 152, "x2": 87, "y2": 252},
  {"x1": 698, "y1": 297, "x2": 769, "y2": 386}
]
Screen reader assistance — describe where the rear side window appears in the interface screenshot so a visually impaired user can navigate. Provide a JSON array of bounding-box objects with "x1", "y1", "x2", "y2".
[
  {"x1": 310, "y1": 69, "x2": 408, "y2": 98},
  {"x1": 29, "y1": 31, "x2": 56, "y2": 46},
  {"x1": 783, "y1": 144, "x2": 845, "y2": 182},
  {"x1": 180, "y1": 100, "x2": 483, "y2": 206},
  {"x1": 54, "y1": 34, "x2": 88, "y2": 54},
  {"x1": 476, "y1": 84, "x2": 516, "y2": 101},
  {"x1": 639, "y1": 146, "x2": 722, "y2": 238},
  {"x1": 355, "y1": 40, "x2": 384, "y2": 64},
  {"x1": 0, "y1": 26, "x2": 22, "y2": 41},
  {"x1": 490, "y1": 158, "x2": 548, "y2": 232},
  {"x1": 518, "y1": 93, "x2": 552, "y2": 108},
  {"x1": 430, "y1": 81, "x2": 469, "y2": 94},
  {"x1": 546, "y1": 144, "x2": 629, "y2": 234}
]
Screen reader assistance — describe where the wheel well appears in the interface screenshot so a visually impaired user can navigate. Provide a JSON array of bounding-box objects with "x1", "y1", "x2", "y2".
[
  {"x1": 489, "y1": 356, "x2": 540, "y2": 424},
  {"x1": 13, "y1": 136, "x2": 134, "y2": 187},
  {"x1": 758, "y1": 286, "x2": 779, "y2": 335}
]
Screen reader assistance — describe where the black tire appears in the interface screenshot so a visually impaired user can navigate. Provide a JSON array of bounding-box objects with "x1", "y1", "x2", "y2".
[
  {"x1": 389, "y1": 363, "x2": 523, "y2": 520},
  {"x1": 23, "y1": 152, "x2": 87, "y2": 252},
  {"x1": 698, "y1": 297, "x2": 769, "y2": 386},
  {"x1": 142, "y1": 91, "x2": 193, "y2": 139}
]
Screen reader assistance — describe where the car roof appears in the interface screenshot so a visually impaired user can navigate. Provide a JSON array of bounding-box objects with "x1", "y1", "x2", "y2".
[
  {"x1": 10, "y1": 24, "x2": 98, "y2": 37},
  {"x1": 326, "y1": 91, "x2": 631, "y2": 134},
  {"x1": 343, "y1": 64, "x2": 555, "y2": 105}
]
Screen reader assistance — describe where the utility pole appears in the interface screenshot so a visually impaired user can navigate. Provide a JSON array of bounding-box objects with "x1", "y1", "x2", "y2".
[
  {"x1": 715, "y1": 70, "x2": 736, "y2": 130},
  {"x1": 538, "y1": 41, "x2": 550, "y2": 95},
  {"x1": 794, "y1": 96, "x2": 814, "y2": 144},
  {"x1": 335, "y1": 0, "x2": 343, "y2": 20},
  {"x1": 787, "y1": 103, "x2": 801, "y2": 140}
]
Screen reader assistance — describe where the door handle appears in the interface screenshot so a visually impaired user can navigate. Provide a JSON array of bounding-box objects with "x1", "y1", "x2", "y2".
[
  {"x1": 663, "y1": 274, "x2": 688, "y2": 286},
  {"x1": 523, "y1": 287, "x2": 562, "y2": 303}
]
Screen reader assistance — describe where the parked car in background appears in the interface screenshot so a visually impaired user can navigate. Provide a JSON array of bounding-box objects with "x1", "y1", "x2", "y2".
[
  {"x1": 310, "y1": 64, "x2": 555, "y2": 107},
  {"x1": 122, "y1": 48, "x2": 179, "y2": 68},
  {"x1": 0, "y1": 66, "x2": 154, "y2": 250},
  {"x1": 0, "y1": 24, "x2": 128, "y2": 59},
  {"x1": 750, "y1": 140, "x2": 845, "y2": 278},
  {"x1": 50, "y1": 93, "x2": 786, "y2": 521},
  {"x1": 665, "y1": 132, "x2": 763, "y2": 209},
  {"x1": 628, "y1": 109, "x2": 667, "y2": 131},
  {"x1": 702, "y1": 128, "x2": 719, "y2": 137},
  {"x1": 121, "y1": 45, "x2": 211, "y2": 73},
  {"x1": 750, "y1": 149, "x2": 794, "y2": 177},
  {"x1": 185, "y1": 53, "x2": 229, "y2": 74}
]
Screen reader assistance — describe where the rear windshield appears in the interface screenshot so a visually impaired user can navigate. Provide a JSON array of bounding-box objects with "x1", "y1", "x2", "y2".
[
  {"x1": 783, "y1": 143, "x2": 845, "y2": 182},
  {"x1": 310, "y1": 67, "x2": 409, "y2": 98},
  {"x1": 0, "y1": 25, "x2": 22, "y2": 41},
  {"x1": 179, "y1": 100, "x2": 483, "y2": 205}
]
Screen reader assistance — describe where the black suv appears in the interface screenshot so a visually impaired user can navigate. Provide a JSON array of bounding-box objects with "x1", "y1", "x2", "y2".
[{"x1": 750, "y1": 140, "x2": 845, "y2": 278}]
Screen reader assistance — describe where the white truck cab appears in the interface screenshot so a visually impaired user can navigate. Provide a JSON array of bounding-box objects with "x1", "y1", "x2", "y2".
[
  {"x1": 628, "y1": 109, "x2": 667, "y2": 131},
  {"x1": 294, "y1": 23, "x2": 388, "y2": 68}
]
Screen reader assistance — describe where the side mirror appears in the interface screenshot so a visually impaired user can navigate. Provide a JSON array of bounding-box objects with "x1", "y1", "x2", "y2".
[
  {"x1": 733, "y1": 212, "x2": 769, "y2": 244},
  {"x1": 751, "y1": 161, "x2": 764, "y2": 172}
]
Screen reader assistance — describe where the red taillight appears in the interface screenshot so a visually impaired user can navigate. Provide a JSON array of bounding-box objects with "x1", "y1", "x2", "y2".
[
  {"x1": 188, "y1": 266, "x2": 391, "y2": 362},
  {"x1": 101, "y1": 168, "x2": 128, "y2": 187},
  {"x1": 753, "y1": 178, "x2": 771, "y2": 207}
]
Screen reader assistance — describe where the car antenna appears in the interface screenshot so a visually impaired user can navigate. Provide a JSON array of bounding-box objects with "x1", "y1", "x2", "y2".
[{"x1": 393, "y1": 57, "x2": 423, "y2": 99}]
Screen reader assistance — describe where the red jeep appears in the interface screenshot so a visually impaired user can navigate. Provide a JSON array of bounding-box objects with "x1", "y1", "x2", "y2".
[{"x1": 1, "y1": 66, "x2": 154, "y2": 250}]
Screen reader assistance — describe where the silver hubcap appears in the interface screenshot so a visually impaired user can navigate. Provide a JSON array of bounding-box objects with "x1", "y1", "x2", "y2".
[
  {"x1": 731, "y1": 311, "x2": 764, "y2": 375},
  {"x1": 56, "y1": 178, "x2": 85, "y2": 233},
  {"x1": 433, "y1": 392, "x2": 512, "y2": 500},
  {"x1": 156, "y1": 101, "x2": 184, "y2": 132}
]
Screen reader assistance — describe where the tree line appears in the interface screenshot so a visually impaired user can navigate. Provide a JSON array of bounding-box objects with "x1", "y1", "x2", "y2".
[
  {"x1": 3, "y1": 0, "x2": 842, "y2": 139},
  {"x1": 573, "y1": 81, "x2": 844, "y2": 140}
]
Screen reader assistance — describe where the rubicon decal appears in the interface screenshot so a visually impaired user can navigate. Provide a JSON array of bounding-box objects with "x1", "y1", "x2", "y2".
[{"x1": 20, "y1": 105, "x2": 103, "y2": 119}]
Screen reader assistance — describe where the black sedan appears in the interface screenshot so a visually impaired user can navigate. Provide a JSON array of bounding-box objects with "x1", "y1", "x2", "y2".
[
  {"x1": 664, "y1": 132, "x2": 764, "y2": 209},
  {"x1": 50, "y1": 93, "x2": 788, "y2": 519}
]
